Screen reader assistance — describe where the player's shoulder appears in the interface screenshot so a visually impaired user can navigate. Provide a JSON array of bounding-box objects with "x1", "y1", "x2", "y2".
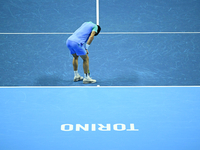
[{"x1": 86, "y1": 21, "x2": 96, "y2": 26}]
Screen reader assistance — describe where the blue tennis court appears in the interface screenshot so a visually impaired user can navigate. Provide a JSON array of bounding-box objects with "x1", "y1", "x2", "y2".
[
  {"x1": 0, "y1": 0, "x2": 200, "y2": 149},
  {"x1": 0, "y1": 0, "x2": 200, "y2": 86},
  {"x1": 0, "y1": 87, "x2": 200, "y2": 150}
]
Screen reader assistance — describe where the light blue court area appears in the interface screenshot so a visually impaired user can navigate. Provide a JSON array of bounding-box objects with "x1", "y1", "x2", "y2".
[{"x1": 0, "y1": 87, "x2": 200, "y2": 150}]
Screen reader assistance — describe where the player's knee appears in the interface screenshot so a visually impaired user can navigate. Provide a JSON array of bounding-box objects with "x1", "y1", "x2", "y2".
[
  {"x1": 72, "y1": 54, "x2": 79, "y2": 60},
  {"x1": 81, "y1": 55, "x2": 89, "y2": 61},
  {"x1": 83, "y1": 57, "x2": 89, "y2": 62},
  {"x1": 74, "y1": 56, "x2": 79, "y2": 60}
]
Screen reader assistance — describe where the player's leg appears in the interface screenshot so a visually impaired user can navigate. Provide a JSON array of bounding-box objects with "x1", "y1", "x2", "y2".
[
  {"x1": 66, "y1": 40, "x2": 83, "y2": 82},
  {"x1": 72, "y1": 53, "x2": 79, "y2": 71},
  {"x1": 80, "y1": 54, "x2": 96, "y2": 84},
  {"x1": 72, "y1": 54, "x2": 83, "y2": 81},
  {"x1": 80, "y1": 54, "x2": 89, "y2": 74}
]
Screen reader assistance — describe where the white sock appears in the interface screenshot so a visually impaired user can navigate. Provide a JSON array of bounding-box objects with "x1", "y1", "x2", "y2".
[
  {"x1": 74, "y1": 71, "x2": 78, "y2": 76},
  {"x1": 84, "y1": 73, "x2": 89, "y2": 78}
]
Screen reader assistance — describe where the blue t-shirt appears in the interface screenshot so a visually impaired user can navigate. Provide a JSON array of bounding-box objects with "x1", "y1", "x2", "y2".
[{"x1": 68, "y1": 21, "x2": 97, "y2": 44}]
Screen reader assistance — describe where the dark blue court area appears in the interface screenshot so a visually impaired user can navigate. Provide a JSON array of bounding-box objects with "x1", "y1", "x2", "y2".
[{"x1": 0, "y1": 0, "x2": 200, "y2": 86}]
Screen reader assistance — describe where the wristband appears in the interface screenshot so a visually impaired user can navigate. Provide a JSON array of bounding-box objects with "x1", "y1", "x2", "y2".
[{"x1": 86, "y1": 44, "x2": 90, "y2": 49}]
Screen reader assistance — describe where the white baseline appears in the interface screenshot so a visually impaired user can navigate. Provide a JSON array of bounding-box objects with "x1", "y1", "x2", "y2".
[{"x1": 0, "y1": 32, "x2": 200, "y2": 35}]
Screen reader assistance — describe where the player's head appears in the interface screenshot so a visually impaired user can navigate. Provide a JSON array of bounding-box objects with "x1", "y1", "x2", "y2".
[{"x1": 95, "y1": 25, "x2": 101, "y2": 36}]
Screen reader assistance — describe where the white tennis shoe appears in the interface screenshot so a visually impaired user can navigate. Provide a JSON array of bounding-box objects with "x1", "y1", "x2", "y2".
[
  {"x1": 73, "y1": 74, "x2": 83, "y2": 82},
  {"x1": 83, "y1": 76, "x2": 96, "y2": 84}
]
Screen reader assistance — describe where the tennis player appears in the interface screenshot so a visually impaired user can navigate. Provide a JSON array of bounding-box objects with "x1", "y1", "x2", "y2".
[{"x1": 66, "y1": 21, "x2": 101, "y2": 84}]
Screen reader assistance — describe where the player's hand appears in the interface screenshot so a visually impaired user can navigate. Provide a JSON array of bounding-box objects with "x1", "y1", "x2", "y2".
[{"x1": 86, "y1": 49, "x2": 89, "y2": 54}]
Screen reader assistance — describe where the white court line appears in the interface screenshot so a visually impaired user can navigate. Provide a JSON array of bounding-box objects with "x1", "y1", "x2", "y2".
[
  {"x1": 101, "y1": 32, "x2": 200, "y2": 34},
  {"x1": 96, "y1": 0, "x2": 99, "y2": 25},
  {"x1": 0, "y1": 86, "x2": 200, "y2": 88},
  {"x1": 0, "y1": 33, "x2": 73, "y2": 35},
  {"x1": 0, "y1": 32, "x2": 200, "y2": 35}
]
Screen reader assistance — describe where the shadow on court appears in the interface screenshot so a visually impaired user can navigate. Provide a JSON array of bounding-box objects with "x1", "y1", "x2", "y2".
[
  {"x1": 98, "y1": 71, "x2": 140, "y2": 86},
  {"x1": 33, "y1": 72, "x2": 140, "y2": 86},
  {"x1": 34, "y1": 75, "x2": 72, "y2": 86}
]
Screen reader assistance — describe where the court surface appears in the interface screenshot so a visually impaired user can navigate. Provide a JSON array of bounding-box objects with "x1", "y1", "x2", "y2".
[
  {"x1": 0, "y1": 0, "x2": 200, "y2": 86},
  {"x1": 0, "y1": 87, "x2": 200, "y2": 150},
  {"x1": 0, "y1": 0, "x2": 200, "y2": 149}
]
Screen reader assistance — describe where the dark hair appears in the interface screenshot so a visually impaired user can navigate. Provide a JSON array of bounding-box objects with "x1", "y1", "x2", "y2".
[{"x1": 95, "y1": 25, "x2": 101, "y2": 36}]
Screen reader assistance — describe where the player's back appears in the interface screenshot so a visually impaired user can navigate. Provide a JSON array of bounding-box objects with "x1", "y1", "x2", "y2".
[{"x1": 68, "y1": 22, "x2": 95, "y2": 44}]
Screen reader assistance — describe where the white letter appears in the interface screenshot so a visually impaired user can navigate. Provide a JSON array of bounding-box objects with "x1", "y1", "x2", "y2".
[
  {"x1": 126, "y1": 124, "x2": 139, "y2": 131},
  {"x1": 98, "y1": 124, "x2": 111, "y2": 131},
  {"x1": 92, "y1": 124, "x2": 96, "y2": 131},
  {"x1": 76, "y1": 124, "x2": 89, "y2": 131},
  {"x1": 61, "y1": 124, "x2": 73, "y2": 131},
  {"x1": 113, "y1": 124, "x2": 126, "y2": 131}
]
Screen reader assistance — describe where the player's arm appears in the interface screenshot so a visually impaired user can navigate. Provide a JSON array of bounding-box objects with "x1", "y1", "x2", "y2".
[
  {"x1": 85, "y1": 31, "x2": 96, "y2": 54},
  {"x1": 87, "y1": 31, "x2": 96, "y2": 45}
]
